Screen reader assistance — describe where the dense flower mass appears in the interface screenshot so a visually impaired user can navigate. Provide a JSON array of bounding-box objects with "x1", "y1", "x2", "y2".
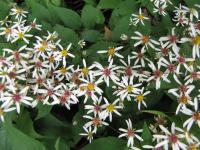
[{"x1": 0, "y1": 1, "x2": 200, "y2": 150}]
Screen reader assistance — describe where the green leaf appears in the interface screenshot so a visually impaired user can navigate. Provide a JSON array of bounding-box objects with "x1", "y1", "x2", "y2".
[
  {"x1": 26, "y1": 0, "x2": 52, "y2": 23},
  {"x1": 141, "y1": 110, "x2": 168, "y2": 118},
  {"x1": 141, "y1": 122, "x2": 152, "y2": 145},
  {"x1": 81, "y1": 5, "x2": 105, "y2": 29},
  {"x1": 0, "y1": 1, "x2": 9, "y2": 20},
  {"x1": 81, "y1": 137, "x2": 126, "y2": 150},
  {"x1": 55, "y1": 137, "x2": 70, "y2": 150},
  {"x1": 82, "y1": 30, "x2": 102, "y2": 42},
  {"x1": 84, "y1": 0, "x2": 97, "y2": 6},
  {"x1": 15, "y1": 111, "x2": 43, "y2": 138},
  {"x1": 97, "y1": 0, "x2": 123, "y2": 9},
  {"x1": 2, "y1": 122, "x2": 46, "y2": 150},
  {"x1": 0, "y1": 127, "x2": 12, "y2": 150},
  {"x1": 49, "y1": 4, "x2": 81, "y2": 29},
  {"x1": 54, "y1": 24, "x2": 79, "y2": 44},
  {"x1": 36, "y1": 103, "x2": 52, "y2": 120},
  {"x1": 50, "y1": 0, "x2": 62, "y2": 6}
]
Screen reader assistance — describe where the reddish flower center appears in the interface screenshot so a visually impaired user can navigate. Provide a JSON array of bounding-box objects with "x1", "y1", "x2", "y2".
[
  {"x1": 142, "y1": 36, "x2": 150, "y2": 43},
  {"x1": 179, "y1": 85, "x2": 188, "y2": 93},
  {"x1": 137, "y1": 52, "x2": 144, "y2": 59},
  {"x1": 162, "y1": 48, "x2": 169, "y2": 56},
  {"x1": 64, "y1": 90, "x2": 71, "y2": 97},
  {"x1": 47, "y1": 89, "x2": 53, "y2": 96},
  {"x1": 191, "y1": 72, "x2": 198, "y2": 80},
  {"x1": 103, "y1": 68, "x2": 111, "y2": 76},
  {"x1": 94, "y1": 105, "x2": 101, "y2": 112},
  {"x1": 35, "y1": 61, "x2": 42, "y2": 68},
  {"x1": 12, "y1": 94, "x2": 21, "y2": 102},
  {"x1": 178, "y1": 56, "x2": 185, "y2": 64},
  {"x1": 169, "y1": 35, "x2": 177, "y2": 43},
  {"x1": 60, "y1": 96, "x2": 67, "y2": 104},
  {"x1": 8, "y1": 71, "x2": 16, "y2": 79},
  {"x1": 14, "y1": 51, "x2": 20, "y2": 61},
  {"x1": 193, "y1": 112, "x2": 200, "y2": 121},
  {"x1": 169, "y1": 134, "x2": 178, "y2": 143},
  {"x1": 36, "y1": 78, "x2": 44, "y2": 85},
  {"x1": 0, "y1": 83, "x2": 5, "y2": 91},
  {"x1": 92, "y1": 118, "x2": 101, "y2": 126},
  {"x1": 125, "y1": 66, "x2": 132, "y2": 77},
  {"x1": 167, "y1": 64, "x2": 175, "y2": 73},
  {"x1": 31, "y1": 23, "x2": 36, "y2": 28},
  {"x1": 127, "y1": 129, "x2": 134, "y2": 137},
  {"x1": 154, "y1": 70, "x2": 161, "y2": 78}
]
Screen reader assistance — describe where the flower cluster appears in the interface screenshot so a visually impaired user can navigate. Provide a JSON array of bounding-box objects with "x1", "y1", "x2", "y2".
[{"x1": 0, "y1": 2, "x2": 200, "y2": 150}]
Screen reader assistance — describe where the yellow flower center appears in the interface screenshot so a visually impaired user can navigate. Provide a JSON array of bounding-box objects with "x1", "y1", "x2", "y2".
[
  {"x1": 0, "y1": 108, "x2": 4, "y2": 116},
  {"x1": 192, "y1": 35, "x2": 200, "y2": 46},
  {"x1": 179, "y1": 95, "x2": 188, "y2": 104},
  {"x1": 38, "y1": 45, "x2": 46, "y2": 52},
  {"x1": 5, "y1": 28, "x2": 11, "y2": 34},
  {"x1": 87, "y1": 131, "x2": 93, "y2": 138},
  {"x1": 108, "y1": 48, "x2": 115, "y2": 56},
  {"x1": 18, "y1": 32, "x2": 24, "y2": 39},
  {"x1": 60, "y1": 67, "x2": 67, "y2": 74},
  {"x1": 107, "y1": 104, "x2": 114, "y2": 112},
  {"x1": 127, "y1": 85, "x2": 133, "y2": 93},
  {"x1": 142, "y1": 36, "x2": 150, "y2": 43},
  {"x1": 16, "y1": 8, "x2": 23, "y2": 14},
  {"x1": 82, "y1": 67, "x2": 89, "y2": 75},
  {"x1": 61, "y1": 49, "x2": 69, "y2": 57},
  {"x1": 87, "y1": 83, "x2": 95, "y2": 91},
  {"x1": 188, "y1": 144, "x2": 198, "y2": 150},
  {"x1": 138, "y1": 14, "x2": 145, "y2": 20},
  {"x1": 80, "y1": 86, "x2": 87, "y2": 91},
  {"x1": 136, "y1": 94, "x2": 144, "y2": 102}
]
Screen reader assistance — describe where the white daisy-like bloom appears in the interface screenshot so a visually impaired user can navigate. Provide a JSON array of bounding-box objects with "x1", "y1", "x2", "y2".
[
  {"x1": 158, "y1": 55, "x2": 178, "y2": 76},
  {"x1": 97, "y1": 46, "x2": 124, "y2": 62},
  {"x1": 78, "y1": 39, "x2": 86, "y2": 48},
  {"x1": 10, "y1": 6, "x2": 28, "y2": 19},
  {"x1": 78, "y1": 73, "x2": 103, "y2": 103},
  {"x1": 53, "y1": 83, "x2": 79, "y2": 109},
  {"x1": 153, "y1": 3, "x2": 168, "y2": 16},
  {"x1": 0, "y1": 103, "x2": 16, "y2": 122},
  {"x1": 173, "y1": 11, "x2": 189, "y2": 27},
  {"x1": 131, "y1": 31, "x2": 160, "y2": 50},
  {"x1": 168, "y1": 76, "x2": 195, "y2": 97},
  {"x1": 27, "y1": 18, "x2": 42, "y2": 31},
  {"x1": 132, "y1": 87, "x2": 150, "y2": 110},
  {"x1": 118, "y1": 55, "x2": 141, "y2": 78},
  {"x1": 114, "y1": 76, "x2": 142, "y2": 101},
  {"x1": 181, "y1": 97, "x2": 200, "y2": 131},
  {"x1": 159, "y1": 28, "x2": 180, "y2": 55},
  {"x1": 153, "y1": 123, "x2": 187, "y2": 150},
  {"x1": 1, "y1": 86, "x2": 33, "y2": 114},
  {"x1": 93, "y1": 59, "x2": 120, "y2": 87},
  {"x1": 155, "y1": 42, "x2": 172, "y2": 58},
  {"x1": 0, "y1": 16, "x2": 12, "y2": 26},
  {"x1": 184, "y1": 65, "x2": 200, "y2": 84},
  {"x1": 11, "y1": 26, "x2": 33, "y2": 44},
  {"x1": 83, "y1": 115, "x2": 109, "y2": 133},
  {"x1": 176, "y1": 94, "x2": 194, "y2": 114},
  {"x1": 0, "y1": 25, "x2": 16, "y2": 42},
  {"x1": 130, "y1": 8, "x2": 149, "y2": 26},
  {"x1": 54, "y1": 64, "x2": 74, "y2": 81},
  {"x1": 27, "y1": 58, "x2": 48, "y2": 79},
  {"x1": 0, "y1": 65, "x2": 27, "y2": 83},
  {"x1": 131, "y1": 49, "x2": 151, "y2": 67},
  {"x1": 118, "y1": 119, "x2": 143, "y2": 148},
  {"x1": 80, "y1": 59, "x2": 95, "y2": 79},
  {"x1": 38, "y1": 79, "x2": 62, "y2": 105},
  {"x1": 147, "y1": 61, "x2": 170, "y2": 90},
  {"x1": 182, "y1": 5, "x2": 199, "y2": 21},
  {"x1": 84, "y1": 96, "x2": 103, "y2": 117},
  {"x1": 101, "y1": 97, "x2": 122, "y2": 122},
  {"x1": 79, "y1": 126, "x2": 95, "y2": 143},
  {"x1": 181, "y1": 23, "x2": 200, "y2": 59},
  {"x1": 173, "y1": 54, "x2": 194, "y2": 74},
  {"x1": 56, "y1": 43, "x2": 75, "y2": 66}
]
